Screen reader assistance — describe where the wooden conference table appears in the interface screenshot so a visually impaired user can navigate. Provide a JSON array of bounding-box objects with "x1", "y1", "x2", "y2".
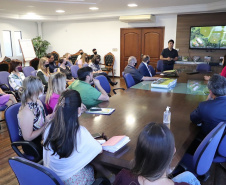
[{"x1": 80, "y1": 73, "x2": 209, "y2": 170}]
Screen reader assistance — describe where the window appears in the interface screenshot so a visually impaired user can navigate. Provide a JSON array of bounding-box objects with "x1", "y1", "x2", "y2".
[
  {"x1": 3, "y1": 30, "x2": 13, "y2": 57},
  {"x1": 14, "y1": 31, "x2": 22, "y2": 56},
  {"x1": 0, "y1": 43, "x2": 2, "y2": 58}
]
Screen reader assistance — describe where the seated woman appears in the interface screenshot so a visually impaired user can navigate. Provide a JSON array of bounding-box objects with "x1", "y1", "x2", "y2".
[
  {"x1": 45, "y1": 72, "x2": 67, "y2": 114},
  {"x1": 78, "y1": 53, "x2": 89, "y2": 68},
  {"x1": 17, "y1": 76, "x2": 47, "y2": 155},
  {"x1": 114, "y1": 123, "x2": 200, "y2": 185},
  {"x1": 204, "y1": 54, "x2": 226, "y2": 80},
  {"x1": 63, "y1": 53, "x2": 73, "y2": 66},
  {"x1": 58, "y1": 57, "x2": 75, "y2": 85},
  {"x1": 8, "y1": 59, "x2": 25, "y2": 91},
  {"x1": 0, "y1": 87, "x2": 17, "y2": 107},
  {"x1": 89, "y1": 55, "x2": 117, "y2": 86},
  {"x1": 43, "y1": 89, "x2": 102, "y2": 185},
  {"x1": 37, "y1": 57, "x2": 50, "y2": 91}
]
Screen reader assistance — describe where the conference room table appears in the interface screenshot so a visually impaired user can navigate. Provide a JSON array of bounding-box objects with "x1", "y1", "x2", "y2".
[{"x1": 80, "y1": 72, "x2": 209, "y2": 171}]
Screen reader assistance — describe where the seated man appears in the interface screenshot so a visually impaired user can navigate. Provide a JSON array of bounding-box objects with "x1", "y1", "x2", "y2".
[
  {"x1": 68, "y1": 66, "x2": 109, "y2": 108},
  {"x1": 124, "y1": 56, "x2": 159, "y2": 84},
  {"x1": 138, "y1": 55, "x2": 153, "y2": 77},
  {"x1": 89, "y1": 48, "x2": 100, "y2": 60},
  {"x1": 190, "y1": 74, "x2": 226, "y2": 139}
]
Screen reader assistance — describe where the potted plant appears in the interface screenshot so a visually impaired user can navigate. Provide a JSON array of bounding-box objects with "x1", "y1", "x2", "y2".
[{"x1": 32, "y1": 36, "x2": 50, "y2": 58}]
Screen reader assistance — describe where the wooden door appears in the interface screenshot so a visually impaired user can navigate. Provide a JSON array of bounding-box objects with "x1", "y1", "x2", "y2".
[
  {"x1": 120, "y1": 27, "x2": 164, "y2": 76},
  {"x1": 142, "y1": 28, "x2": 164, "y2": 68},
  {"x1": 120, "y1": 29, "x2": 142, "y2": 76}
]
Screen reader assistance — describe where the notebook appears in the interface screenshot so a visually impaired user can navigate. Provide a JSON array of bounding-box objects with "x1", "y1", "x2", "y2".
[{"x1": 102, "y1": 135, "x2": 130, "y2": 153}]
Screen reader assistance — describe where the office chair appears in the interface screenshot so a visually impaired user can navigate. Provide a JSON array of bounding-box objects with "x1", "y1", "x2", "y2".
[
  {"x1": 31, "y1": 70, "x2": 37, "y2": 77},
  {"x1": 23, "y1": 66, "x2": 35, "y2": 77},
  {"x1": 71, "y1": 65, "x2": 79, "y2": 78},
  {"x1": 5, "y1": 103, "x2": 42, "y2": 162},
  {"x1": 175, "y1": 122, "x2": 225, "y2": 181},
  {"x1": 196, "y1": 64, "x2": 211, "y2": 72},
  {"x1": 9, "y1": 157, "x2": 111, "y2": 185},
  {"x1": 156, "y1": 60, "x2": 164, "y2": 72},
  {"x1": 213, "y1": 132, "x2": 226, "y2": 166},
  {"x1": 95, "y1": 75, "x2": 124, "y2": 96},
  {"x1": 148, "y1": 65, "x2": 156, "y2": 76},
  {"x1": 123, "y1": 73, "x2": 135, "y2": 88}
]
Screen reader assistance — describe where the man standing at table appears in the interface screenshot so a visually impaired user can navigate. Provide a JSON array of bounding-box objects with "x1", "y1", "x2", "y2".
[
  {"x1": 160, "y1": 39, "x2": 178, "y2": 71},
  {"x1": 190, "y1": 74, "x2": 226, "y2": 139},
  {"x1": 124, "y1": 56, "x2": 159, "y2": 84}
]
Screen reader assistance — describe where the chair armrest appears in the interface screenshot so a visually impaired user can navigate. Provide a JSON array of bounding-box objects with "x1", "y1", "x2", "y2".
[
  {"x1": 0, "y1": 84, "x2": 10, "y2": 91},
  {"x1": 92, "y1": 177, "x2": 111, "y2": 185},
  {"x1": 112, "y1": 88, "x2": 125, "y2": 94},
  {"x1": 11, "y1": 141, "x2": 42, "y2": 162}
]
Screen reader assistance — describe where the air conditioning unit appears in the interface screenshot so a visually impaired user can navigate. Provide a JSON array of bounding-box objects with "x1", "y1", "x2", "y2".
[{"x1": 119, "y1": 14, "x2": 155, "y2": 23}]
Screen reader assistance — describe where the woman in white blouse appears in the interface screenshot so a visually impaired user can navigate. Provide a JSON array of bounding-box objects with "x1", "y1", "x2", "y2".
[
  {"x1": 43, "y1": 89, "x2": 102, "y2": 185},
  {"x1": 8, "y1": 59, "x2": 25, "y2": 90}
]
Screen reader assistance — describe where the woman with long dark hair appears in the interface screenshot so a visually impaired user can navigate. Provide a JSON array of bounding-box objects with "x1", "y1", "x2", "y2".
[
  {"x1": 43, "y1": 89, "x2": 102, "y2": 185},
  {"x1": 114, "y1": 123, "x2": 200, "y2": 185}
]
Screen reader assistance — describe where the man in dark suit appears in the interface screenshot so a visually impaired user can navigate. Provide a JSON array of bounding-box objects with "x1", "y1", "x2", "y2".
[
  {"x1": 190, "y1": 74, "x2": 226, "y2": 138},
  {"x1": 138, "y1": 55, "x2": 153, "y2": 77}
]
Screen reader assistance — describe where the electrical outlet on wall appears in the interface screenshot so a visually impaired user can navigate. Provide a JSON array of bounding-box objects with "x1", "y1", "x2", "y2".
[
  {"x1": 112, "y1": 48, "x2": 118, "y2": 52},
  {"x1": 176, "y1": 48, "x2": 179, "y2": 51}
]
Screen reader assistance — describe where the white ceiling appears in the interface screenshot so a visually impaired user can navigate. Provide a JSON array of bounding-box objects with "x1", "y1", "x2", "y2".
[{"x1": 0, "y1": 0, "x2": 226, "y2": 21}]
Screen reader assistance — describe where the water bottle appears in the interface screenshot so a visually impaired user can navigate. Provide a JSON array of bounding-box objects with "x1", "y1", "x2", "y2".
[{"x1": 163, "y1": 106, "x2": 171, "y2": 128}]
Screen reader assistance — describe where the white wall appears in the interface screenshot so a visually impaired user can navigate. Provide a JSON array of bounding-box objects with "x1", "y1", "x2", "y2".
[
  {"x1": 42, "y1": 14, "x2": 177, "y2": 76},
  {"x1": 0, "y1": 19, "x2": 38, "y2": 62}
]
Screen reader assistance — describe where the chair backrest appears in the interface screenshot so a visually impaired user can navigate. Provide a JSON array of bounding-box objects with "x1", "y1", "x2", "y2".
[
  {"x1": 5, "y1": 103, "x2": 22, "y2": 143},
  {"x1": 71, "y1": 65, "x2": 79, "y2": 78},
  {"x1": 0, "y1": 61, "x2": 11, "y2": 72},
  {"x1": 39, "y1": 94, "x2": 48, "y2": 115},
  {"x1": 31, "y1": 70, "x2": 37, "y2": 77},
  {"x1": 122, "y1": 71, "x2": 125, "y2": 77},
  {"x1": 196, "y1": 64, "x2": 211, "y2": 72},
  {"x1": 104, "y1": 52, "x2": 115, "y2": 66},
  {"x1": 0, "y1": 105, "x2": 7, "y2": 111},
  {"x1": 51, "y1": 51, "x2": 60, "y2": 62},
  {"x1": 148, "y1": 65, "x2": 156, "y2": 76},
  {"x1": 9, "y1": 157, "x2": 64, "y2": 185},
  {"x1": 23, "y1": 66, "x2": 35, "y2": 77},
  {"x1": 193, "y1": 122, "x2": 225, "y2": 176},
  {"x1": 156, "y1": 60, "x2": 163, "y2": 72},
  {"x1": 29, "y1": 58, "x2": 39, "y2": 70},
  {"x1": 83, "y1": 63, "x2": 88, "y2": 67},
  {"x1": 123, "y1": 73, "x2": 135, "y2": 88},
  {"x1": 216, "y1": 133, "x2": 226, "y2": 157},
  {"x1": 0, "y1": 71, "x2": 11, "y2": 90},
  {"x1": 95, "y1": 75, "x2": 111, "y2": 94}
]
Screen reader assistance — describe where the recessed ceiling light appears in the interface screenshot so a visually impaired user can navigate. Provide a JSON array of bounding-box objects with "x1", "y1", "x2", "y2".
[
  {"x1": 27, "y1": 12, "x2": 36, "y2": 16},
  {"x1": 128, "y1": 4, "x2": 138, "y2": 7},
  {"x1": 56, "y1": 10, "x2": 65, "y2": 13},
  {"x1": 89, "y1": 7, "x2": 99, "y2": 10}
]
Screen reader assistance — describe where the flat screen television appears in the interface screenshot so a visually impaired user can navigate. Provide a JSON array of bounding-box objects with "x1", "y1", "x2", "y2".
[{"x1": 189, "y1": 26, "x2": 226, "y2": 50}]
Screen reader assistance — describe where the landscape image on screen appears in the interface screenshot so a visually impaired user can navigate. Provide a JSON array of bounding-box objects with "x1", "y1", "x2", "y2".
[{"x1": 190, "y1": 26, "x2": 226, "y2": 49}]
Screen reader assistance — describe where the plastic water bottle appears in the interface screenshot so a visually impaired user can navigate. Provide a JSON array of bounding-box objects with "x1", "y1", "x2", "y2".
[{"x1": 163, "y1": 106, "x2": 171, "y2": 128}]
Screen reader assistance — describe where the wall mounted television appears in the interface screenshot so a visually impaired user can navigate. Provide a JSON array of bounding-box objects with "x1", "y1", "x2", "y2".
[{"x1": 189, "y1": 26, "x2": 226, "y2": 50}]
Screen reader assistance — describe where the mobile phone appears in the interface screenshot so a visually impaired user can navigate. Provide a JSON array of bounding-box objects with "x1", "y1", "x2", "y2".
[{"x1": 92, "y1": 133, "x2": 102, "y2": 139}]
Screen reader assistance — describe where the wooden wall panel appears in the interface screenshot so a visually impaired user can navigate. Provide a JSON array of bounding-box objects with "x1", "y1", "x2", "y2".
[{"x1": 176, "y1": 12, "x2": 226, "y2": 63}]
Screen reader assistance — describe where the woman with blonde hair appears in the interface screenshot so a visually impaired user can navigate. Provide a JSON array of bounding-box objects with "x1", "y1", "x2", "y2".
[
  {"x1": 37, "y1": 57, "x2": 50, "y2": 91},
  {"x1": 78, "y1": 53, "x2": 89, "y2": 68},
  {"x1": 17, "y1": 76, "x2": 47, "y2": 156},
  {"x1": 63, "y1": 53, "x2": 73, "y2": 66},
  {"x1": 45, "y1": 72, "x2": 67, "y2": 114}
]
